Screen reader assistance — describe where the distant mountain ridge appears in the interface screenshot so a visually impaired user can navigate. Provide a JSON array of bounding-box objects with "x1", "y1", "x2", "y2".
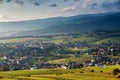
[{"x1": 0, "y1": 11, "x2": 120, "y2": 37}]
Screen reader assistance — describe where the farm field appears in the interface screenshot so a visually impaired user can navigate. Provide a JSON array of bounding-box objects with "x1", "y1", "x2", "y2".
[
  {"x1": 0, "y1": 37, "x2": 51, "y2": 44},
  {"x1": 0, "y1": 37, "x2": 119, "y2": 45},
  {"x1": 0, "y1": 32, "x2": 120, "y2": 45},
  {"x1": 0, "y1": 65, "x2": 120, "y2": 80},
  {"x1": 48, "y1": 54, "x2": 93, "y2": 64}
]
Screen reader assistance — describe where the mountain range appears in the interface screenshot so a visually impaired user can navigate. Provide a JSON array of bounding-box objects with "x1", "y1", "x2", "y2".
[{"x1": 0, "y1": 11, "x2": 120, "y2": 37}]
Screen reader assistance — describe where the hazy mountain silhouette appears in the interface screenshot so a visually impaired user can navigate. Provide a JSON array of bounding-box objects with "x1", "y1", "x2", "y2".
[{"x1": 0, "y1": 11, "x2": 120, "y2": 37}]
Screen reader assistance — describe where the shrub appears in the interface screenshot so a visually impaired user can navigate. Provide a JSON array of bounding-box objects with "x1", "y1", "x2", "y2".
[
  {"x1": 117, "y1": 75, "x2": 120, "y2": 78},
  {"x1": 56, "y1": 73, "x2": 63, "y2": 75},
  {"x1": 27, "y1": 75, "x2": 31, "y2": 77},
  {"x1": 113, "y1": 68, "x2": 120, "y2": 75},
  {"x1": 100, "y1": 70, "x2": 103, "y2": 73},
  {"x1": 89, "y1": 69, "x2": 94, "y2": 72},
  {"x1": 0, "y1": 76, "x2": 3, "y2": 79},
  {"x1": 80, "y1": 71, "x2": 84, "y2": 73},
  {"x1": 113, "y1": 72, "x2": 118, "y2": 75}
]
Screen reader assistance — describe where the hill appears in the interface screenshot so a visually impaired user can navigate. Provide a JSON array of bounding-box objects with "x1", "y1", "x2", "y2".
[{"x1": 0, "y1": 11, "x2": 120, "y2": 37}]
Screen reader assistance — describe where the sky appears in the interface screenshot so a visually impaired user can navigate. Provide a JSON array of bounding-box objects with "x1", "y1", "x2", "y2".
[{"x1": 0, "y1": 0, "x2": 120, "y2": 22}]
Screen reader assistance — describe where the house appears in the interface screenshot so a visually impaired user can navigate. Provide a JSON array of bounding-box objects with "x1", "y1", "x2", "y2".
[
  {"x1": 30, "y1": 64, "x2": 38, "y2": 70},
  {"x1": 61, "y1": 65, "x2": 67, "y2": 69}
]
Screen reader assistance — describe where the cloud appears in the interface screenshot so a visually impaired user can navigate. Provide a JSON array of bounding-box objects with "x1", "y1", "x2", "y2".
[
  {"x1": 49, "y1": 4, "x2": 58, "y2": 7},
  {"x1": 0, "y1": 0, "x2": 51, "y2": 6},
  {"x1": 31, "y1": 0, "x2": 51, "y2": 6},
  {"x1": 52, "y1": 5, "x2": 77, "y2": 12},
  {"x1": 63, "y1": 0, "x2": 98, "y2": 9},
  {"x1": 32, "y1": 0, "x2": 41, "y2": 6},
  {"x1": 74, "y1": 0, "x2": 81, "y2": 2},
  {"x1": 61, "y1": 6, "x2": 77, "y2": 12},
  {"x1": 27, "y1": 0, "x2": 51, "y2": 6},
  {"x1": 63, "y1": 0, "x2": 81, "y2": 2},
  {"x1": 6, "y1": 0, "x2": 12, "y2": 3},
  {"x1": 0, "y1": 14, "x2": 18, "y2": 21},
  {"x1": 4, "y1": 0, "x2": 24, "y2": 6},
  {"x1": 14, "y1": 0, "x2": 24, "y2": 6},
  {"x1": 90, "y1": 2, "x2": 98, "y2": 9},
  {"x1": 102, "y1": 0, "x2": 120, "y2": 10},
  {"x1": 0, "y1": 0, "x2": 4, "y2": 3},
  {"x1": 63, "y1": 0, "x2": 69, "y2": 2},
  {"x1": 81, "y1": 0, "x2": 98, "y2": 9},
  {"x1": 81, "y1": 0, "x2": 91, "y2": 8}
]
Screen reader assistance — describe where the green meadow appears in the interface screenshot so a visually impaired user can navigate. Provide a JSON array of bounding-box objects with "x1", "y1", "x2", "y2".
[
  {"x1": 0, "y1": 65, "x2": 120, "y2": 80},
  {"x1": 0, "y1": 33, "x2": 120, "y2": 45}
]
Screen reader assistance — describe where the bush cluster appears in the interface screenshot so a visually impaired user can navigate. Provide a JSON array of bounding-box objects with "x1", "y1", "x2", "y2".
[{"x1": 113, "y1": 68, "x2": 120, "y2": 75}]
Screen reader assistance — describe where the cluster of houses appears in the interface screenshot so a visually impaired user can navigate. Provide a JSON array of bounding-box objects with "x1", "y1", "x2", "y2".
[
  {"x1": 91, "y1": 44, "x2": 120, "y2": 66},
  {"x1": 0, "y1": 32, "x2": 120, "y2": 71}
]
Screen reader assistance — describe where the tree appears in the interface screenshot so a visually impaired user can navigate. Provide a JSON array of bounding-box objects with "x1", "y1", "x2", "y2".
[{"x1": 113, "y1": 68, "x2": 120, "y2": 75}]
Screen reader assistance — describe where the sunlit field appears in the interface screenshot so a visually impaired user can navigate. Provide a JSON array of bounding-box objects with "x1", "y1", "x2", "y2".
[{"x1": 0, "y1": 65, "x2": 119, "y2": 80}]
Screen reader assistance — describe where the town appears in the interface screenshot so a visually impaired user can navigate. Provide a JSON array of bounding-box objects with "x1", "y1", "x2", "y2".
[{"x1": 0, "y1": 30, "x2": 120, "y2": 71}]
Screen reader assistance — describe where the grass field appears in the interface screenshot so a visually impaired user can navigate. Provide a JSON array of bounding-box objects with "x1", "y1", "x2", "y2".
[
  {"x1": 0, "y1": 65, "x2": 120, "y2": 80},
  {"x1": 0, "y1": 34, "x2": 119, "y2": 45},
  {"x1": 0, "y1": 37, "x2": 50, "y2": 44},
  {"x1": 48, "y1": 54, "x2": 93, "y2": 64},
  {"x1": 93, "y1": 37, "x2": 120, "y2": 44}
]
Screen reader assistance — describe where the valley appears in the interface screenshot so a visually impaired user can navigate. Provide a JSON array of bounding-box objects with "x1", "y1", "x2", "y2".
[
  {"x1": 0, "y1": 31, "x2": 120, "y2": 71},
  {"x1": 0, "y1": 0, "x2": 120, "y2": 79}
]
